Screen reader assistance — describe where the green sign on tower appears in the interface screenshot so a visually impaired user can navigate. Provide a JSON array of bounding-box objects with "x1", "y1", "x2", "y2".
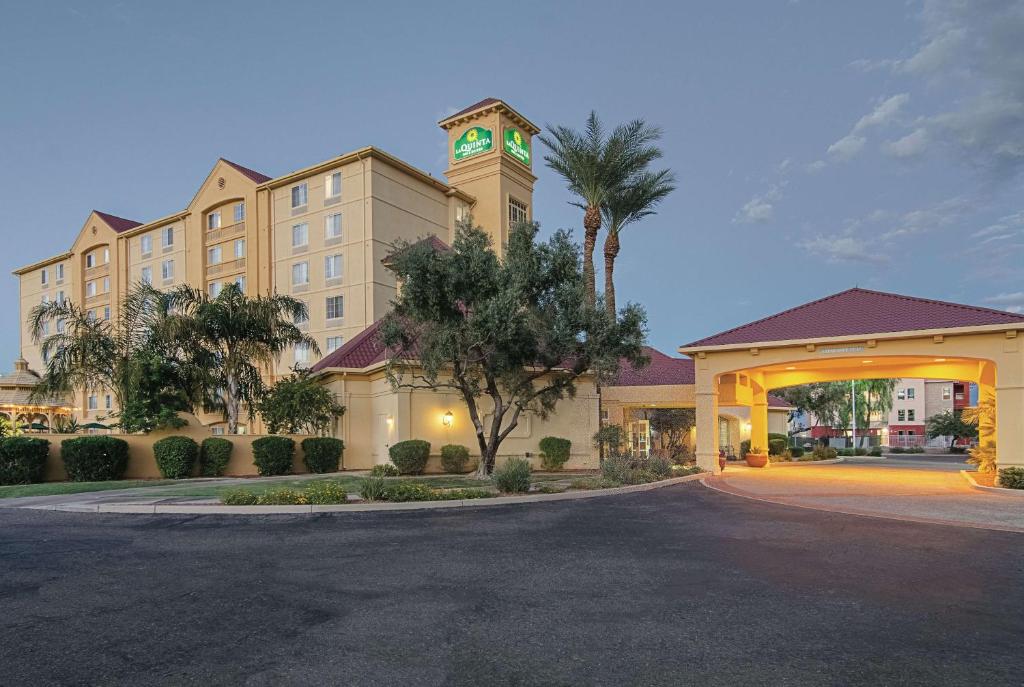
[
  {"x1": 453, "y1": 126, "x2": 493, "y2": 161},
  {"x1": 503, "y1": 127, "x2": 531, "y2": 166}
]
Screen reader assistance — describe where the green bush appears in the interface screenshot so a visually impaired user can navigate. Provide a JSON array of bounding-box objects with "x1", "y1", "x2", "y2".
[
  {"x1": 868, "y1": 446, "x2": 883, "y2": 457},
  {"x1": 641, "y1": 453, "x2": 673, "y2": 478},
  {"x1": 812, "y1": 445, "x2": 838, "y2": 461},
  {"x1": 439, "y1": 487, "x2": 492, "y2": 500},
  {"x1": 383, "y1": 481, "x2": 437, "y2": 502},
  {"x1": 739, "y1": 439, "x2": 751, "y2": 459},
  {"x1": 257, "y1": 488, "x2": 305, "y2": 505},
  {"x1": 301, "y1": 437, "x2": 344, "y2": 473},
  {"x1": 0, "y1": 437, "x2": 50, "y2": 485},
  {"x1": 61, "y1": 436, "x2": 129, "y2": 482},
  {"x1": 889, "y1": 446, "x2": 905, "y2": 454},
  {"x1": 440, "y1": 444, "x2": 471, "y2": 474},
  {"x1": 768, "y1": 438, "x2": 788, "y2": 456},
  {"x1": 536, "y1": 484, "x2": 567, "y2": 494},
  {"x1": 910, "y1": 446, "x2": 926, "y2": 454},
  {"x1": 493, "y1": 457, "x2": 532, "y2": 493},
  {"x1": 389, "y1": 440, "x2": 430, "y2": 475},
  {"x1": 570, "y1": 477, "x2": 621, "y2": 490},
  {"x1": 837, "y1": 448, "x2": 854, "y2": 457},
  {"x1": 538, "y1": 436, "x2": 572, "y2": 471},
  {"x1": 221, "y1": 488, "x2": 259, "y2": 505},
  {"x1": 200, "y1": 437, "x2": 233, "y2": 477},
  {"x1": 303, "y1": 480, "x2": 349, "y2": 504},
  {"x1": 359, "y1": 475, "x2": 389, "y2": 501},
  {"x1": 789, "y1": 447, "x2": 805, "y2": 458},
  {"x1": 670, "y1": 464, "x2": 702, "y2": 476},
  {"x1": 998, "y1": 467, "x2": 1024, "y2": 489},
  {"x1": 370, "y1": 463, "x2": 400, "y2": 477},
  {"x1": 152, "y1": 436, "x2": 199, "y2": 479},
  {"x1": 252, "y1": 436, "x2": 295, "y2": 476},
  {"x1": 601, "y1": 453, "x2": 632, "y2": 483}
]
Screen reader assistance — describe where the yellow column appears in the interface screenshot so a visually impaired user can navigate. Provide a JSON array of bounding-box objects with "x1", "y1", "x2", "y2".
[
  {"x1": 750, "y1": 386, "x2": 769, "y2": 454},
  {"x1": 695, "y1": 369, "x2": 720, "y2": 474},
  {"x1": 995, "y1": 354, "x2": 1024, "y2": 469}
]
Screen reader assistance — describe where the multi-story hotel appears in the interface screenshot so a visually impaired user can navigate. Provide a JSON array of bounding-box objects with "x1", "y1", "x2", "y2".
[{"x1": 14, "y1": 98, "x2": 539, "y2": 433}]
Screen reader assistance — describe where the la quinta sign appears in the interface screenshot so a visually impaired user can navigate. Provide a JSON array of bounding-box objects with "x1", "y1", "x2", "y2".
[
  {"x1": 503, "y1": 127, "x2": 531, "y2": 166},
  {"x1": 453, "y1": 126, "x2": 493, "y2": 161}
]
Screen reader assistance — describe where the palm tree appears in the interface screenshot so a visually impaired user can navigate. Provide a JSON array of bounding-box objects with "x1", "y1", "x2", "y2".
[
  {"x1": 162, "y1": 284, "x2": 317, "y2": 434},
  {"x1": 539, "y1": 112, "x2": 664, "y2": 306},
  {"x1": 601, "y1": 169, "x2": 675, "y2": 316}
]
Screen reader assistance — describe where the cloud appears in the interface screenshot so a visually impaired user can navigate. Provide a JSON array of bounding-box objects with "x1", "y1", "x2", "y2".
[
  {"x1": 799, "y1": 235, "x2": 890, "y2": 264},
  {"x1": 885, "y1": 127, "x2": 930, "y2": 159},
  {"x1": 971, "y1": 210, "x2": 1024, "y2": 242},
  {"x1": 733, "y1": 184, "x2": 784, "y2": 224},
  {"x1": 983, "y1": 291, "x2": 1024, "y2": 313},
  {"x1": 881, "y1": 196, "x2": 971, "y2": 240},
  {"x1": 805, "y1": 160, "x2": 826, "y2": 174},
  {"x1": 827, "y1": 134, "x2": 866, "y2": 160},
  {"x1": 827, "y1": 94, "x2": 909, "y2": 161}
]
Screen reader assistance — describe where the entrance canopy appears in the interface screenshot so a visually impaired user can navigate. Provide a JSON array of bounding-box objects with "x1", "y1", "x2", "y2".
[{"x1": 679, "y1": 288, "x2": 1024, "y2": 473}]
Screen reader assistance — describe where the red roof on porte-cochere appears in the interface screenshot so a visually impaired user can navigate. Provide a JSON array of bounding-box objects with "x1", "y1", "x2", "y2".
[{"x1": 683, "y1": 288, "x2": 1024, "y2": 349}]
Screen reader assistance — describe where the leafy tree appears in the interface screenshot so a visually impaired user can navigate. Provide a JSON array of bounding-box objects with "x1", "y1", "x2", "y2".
[
  {"x1": 647, "y1": 408, "x2": 695, "y2": 461},
  {"x1": 775, "y1": 382, "x2": 849, "y2": 431},
  {"x1": 161, "y1": 283, "x2": 317, "y2": 434},
  {"x1": 116, "y1": 348, "x2": 191, "y2": 434},
  {"x1": 539, "y1": 112, "x2": 664, "y2": 306},
  {"x1": 380, "y1": 220, "x2": 647, "y2": 476},
  {"x1": 257, "y1": 367, "x2": 345, "y2": 435},
  {"x1": 926, "y1": 410, "x2": 977, "y2": 448},
  {"x1": 601, "y1": 169, "x2": 675, "y2": 316}
]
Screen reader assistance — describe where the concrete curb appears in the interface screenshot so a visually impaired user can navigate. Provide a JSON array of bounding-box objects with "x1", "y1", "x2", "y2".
[
  {"x1": 960, "y1": 470, "x2": 1024, "y2": 497},
  {"x1": 31, "y1": 473, "x2": 707, "y2": 515},
  {"x1": 768, "y1": 457, "x2": 846, "y2": 467}
]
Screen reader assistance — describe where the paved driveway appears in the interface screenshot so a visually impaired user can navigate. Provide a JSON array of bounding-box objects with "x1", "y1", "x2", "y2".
[
  {"x1": 709, "y1": 459, "x2": 1024, "y2": 532},
  {"x1": 1, "y1": 483, "x2": 1022, "y2": 686}
]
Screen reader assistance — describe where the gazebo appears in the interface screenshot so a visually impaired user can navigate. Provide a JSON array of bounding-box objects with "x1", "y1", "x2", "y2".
[{"x1": 0, "y1": 357, "x2": 74, "y2": 431}]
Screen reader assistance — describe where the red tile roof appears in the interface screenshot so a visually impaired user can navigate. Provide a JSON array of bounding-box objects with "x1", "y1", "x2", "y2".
[
  {"x1": 767, "y1": 394, "x2": 793, "y2": 409},
  {"x1": 93, "y1": 210, "x2": 142, "y2": 234},
  {"x1": 311, "y1": 319, "x2": 389, "y2": 371},
  {"x1": 610, "y1": 346, "x2": 695, "y2": 386},
  {"x1": 221, "y1": 158, "x2": 272, "y2": 184},
  {"x1": 382, "y1": 235, "x2": 450, "y2": 266},
  {"x1": 444, "y1": 98, "x2": 501, "y2": 121},
  {"x1": 684, "y1": 288, "x2": 1024, "y2": 348}
]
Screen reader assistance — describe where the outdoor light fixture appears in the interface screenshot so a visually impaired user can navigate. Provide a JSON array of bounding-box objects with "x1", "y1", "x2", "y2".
[
  {"x1": 862, "y1": 360, "x2": 873, "y2": 364},
  {"x1": 785, "y1": 366, "x2": 796, "y2": 370},
  {"x1": 933, "y1": 358, "x2": 947, "y2": 362},
  {"x1": 442, "y1": 411, "x2": 454, "y2": 427}
]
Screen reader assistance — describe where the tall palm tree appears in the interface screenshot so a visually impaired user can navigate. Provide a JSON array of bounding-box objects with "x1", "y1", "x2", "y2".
[
  {"x1": 601, "y1": 169, "x2": 675, "y2": 316},
  {"x1": 162, "y1": 284, "x2": 317, "y2": 434},
  {"x1": 539, "y1": 112, "x2": 664, "y2": 306}
]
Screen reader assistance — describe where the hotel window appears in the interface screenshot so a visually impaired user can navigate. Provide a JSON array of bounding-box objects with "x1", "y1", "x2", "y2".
[
  {"x1": 161, "y1": 259, "x2": 174, "y2": 281},
  {"x1": 104, "y1": 247, "x2": 110, "y2": 263},
  {"x1": 906, "y1": 388, "x2": 915, "y2": 399},
  {"x1": 897, "y1": 409, "x2": 906, "y2": 421},
  {"x1": 208, "y1": 212, "x2": 221, "y2": 230},
  {"x1": 103, "y1": 306, "x2": 110, "y2": 321},
  {"x1": 326, "y1": 295, "x2": 344, "y2": 320},
  {"x1": 41, "y1": 268, "x2": 48, "y2": 285},
  {"x1": 86, "y1": 281, "x2": 97, "y2": 297},
  {"x1": 41, "y1": 294, "x2": 49, "y2": 304},
  {"x1": 508, "y1": 197, "x2": 529, "y2": 226},
  {"x1": 942, "y1": 387, "x2": 951, "y2": 400},
  {"x1": 325, "y1": 213, "x2": 342, "y2": 240},
  {"x1": 209, "y1": 282, "x2": 223, "y2": 298},
  {"x1": 141, "y1": 234, "x2": 153, "y2": 255},
  {"x1": 208, "y1": 246, "x2": 223, "y2": 264},
  {"x1": 907, "y1": 409, "x2": 916, "y2": 422},
  {"x1": 294, "y1": 301, "x2": 308, "y2": 326},
  {"x1": 325, "y1": 254, "x2": 342, "y2": 281},
  {"x1": 292, "y1": 261, "x2": 309, "y2": 286},
  {"x1": 141, "y1": 266, "x2": 152, "y2": 285},
  {"x1": 56, "y1": 290, "x2": 65, "y2": 303},
  {"x1": 86, "y1": 253, "x2": 95, "y2": 268},
  {"x1": 234, "y1": 239, "x2": 246, "y2": 259},
  {"x1": 291, "y1": 182, "x2": 308, "y2": 208},
  {"x1": 103, "y1": 277, "x2": 110, "y2": 293},
  {"x1": 292, "y1": 223, "x2": 308, "y2": 247},
  {"x1": 455, "y1": 202, "x2": 470, "y2": 224},
  {"x1": 105, "y1": 394, "x2": 112, "y2": 410},
  {"x1": 88, "y1": 395, "x2": 98, "y2": 411},
  {"x1": 325, "y1": 172, "x2": 342, "y2": 200},
  {"x1": 234, "y1": 202, "x2": 245, "y2": 222},
  {"x1": 87, "y1": 310, "x2": 95, "y2": 321},
  {"x1": 40, "y1": 321, "x2": 49, "y2": 336},
  {"x1": 56, "y1": 318, "x2": 65, "y2": 334},
  {"x1": 234, "y1": 276, "x2": 246, "y2": 293},
  {"x1": 56, "y1": 264, "x2": 64, "y2": 281},
  {"x1": 294, "y1": 343, "x2": 311, "y2": 365},
  {"x1": 897, "y1": 389, "x2": 906, "y2": 400},
  {"x1": 162, "y1": 226, "x2": 174, "y2": 248},
  {"x1": 326, "y1": 336, "x2": 343, "y2": 352}
]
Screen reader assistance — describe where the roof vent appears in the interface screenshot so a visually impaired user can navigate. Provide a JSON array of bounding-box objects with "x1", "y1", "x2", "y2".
[{"x1": 217, "y1": 177, "x2": 226, "y2": 189}]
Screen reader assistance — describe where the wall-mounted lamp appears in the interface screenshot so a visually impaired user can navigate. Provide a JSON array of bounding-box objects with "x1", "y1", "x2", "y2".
[{"x1": 442, "y1": 411, "x2": 454, "y2": 428}]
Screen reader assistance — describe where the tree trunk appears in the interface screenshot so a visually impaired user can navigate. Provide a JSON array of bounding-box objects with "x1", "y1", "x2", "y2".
[
  {"x1": 603, "y1": 230, "x2": 620, "y2": 318},
  {"x1": 582, "y1": 205, "x2": 601, "y2": 307},
  {"x1": 226, "y1": 375, "x2": 239, "y2": 434}
]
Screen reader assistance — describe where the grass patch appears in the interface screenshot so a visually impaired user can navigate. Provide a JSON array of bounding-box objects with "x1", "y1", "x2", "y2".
[{"x1": 0, "y1": 479, "x2": 178, "y2": 499}]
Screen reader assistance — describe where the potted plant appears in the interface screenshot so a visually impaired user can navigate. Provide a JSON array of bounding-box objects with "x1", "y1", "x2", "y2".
[{"x1": 745, "y1": 446, "x2": 769, "y2": 468}]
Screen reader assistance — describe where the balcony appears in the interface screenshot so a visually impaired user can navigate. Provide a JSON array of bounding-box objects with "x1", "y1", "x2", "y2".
[
  {"x1": 84, "y1": 292, "x2": 109, "y2": 308},
  {"x1": 84, "y1": 262, "x2": 110, "y2": 280},
  {"x1": 206, "y1": 221, "x2": 245, "y2": 244},
  {"x1": 206, "y1": 257, "x2": 246, "y2": 278}
]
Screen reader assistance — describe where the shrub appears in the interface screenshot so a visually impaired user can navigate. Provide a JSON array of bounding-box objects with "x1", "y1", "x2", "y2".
[
  {"x1": 998, "y1": 467, "x2": 1024, "y2": 489},
  {"x1": 789, "y1": 447, "x2": 805, "y2": 458},
  {"x1": 256, "y1": 488, "x2": 306, "y2": 505},
  {"x1": 739, "y1": 439, "x2": 751, "y2": 459},
  {"x1": 570, "y1": 477, "x2": 621, "y2": 490},
  {"x1": 889, "y1": 446, "x2": 905, "y2": 454},
  {"x1": 949, "y1": 445, "x2": 967, "y2": 454},
  {"x1": 359, "y1": 475, "x2": 389, "y2": 501},
  {"x1": 493, "y1": 457, "x2": 532, "y2": 493},
  {"x1": 0, "y1": 437, "x2": 50, "y2": 485},
  {"x1": 220, "y1": 488, "x2": 259, "y2": 505},
  {"x1": 837, "y1": 448, "x2": 853, "y2": 457},
  {"x1": 641, "y1": 453, "x2": 673, "y2": 478},
  {"x1": 768, "y1": 438, "x2": 788, "y2": 456},
  {"x1": 200, "y1": 437, "x2": 233, "y2": 477},
  {"x1": 152, "y1": 436, "x2": 199, "y2": 479},
  {"x1": 812, "y1": 445, "x2": 837, "y2": 461},
  {"x1": 383, "y1": 481, "x2": 437, "y2": 502},
  {"x1": 601, "y1": 453, "x2": 633, "y2": 484},
  {"x1": 303, "y1": 480, "x2": 349, "y2": 504},
  {"x1": 536, "y1": 484, "x2": 566, "y2": 494},
  {"x1": 61, "y1": 436, "x2": 129, "y2": 482},
  {"x1": 440, "y1": 444, "x2": 471, "y2": 474},
  {"x1": 370, "y1": 463, "x2": 400, "y2": 477},
  {"x1": 593, "y1": 425, "x2": 623, "y2": 454},
  {"x1": 538, "y1": 437, "x2": 572, "y2": 471},
  {"x1": 868, "y1": 446, "x2": 883, "y2": 457},
  {"x1": 252, "y1": 436, "x2": 295, "y2": 476},
  {"x1": 908, "y1": 446, "x2": 926, "y2": 454},
  {"x1": 854, "y1": 447, "x2": 868, "y2": 456},
  {"x1": 439, "y1": 487, "x2": 493, "y2": 500},
  {"x1": 670, "y1": 464, "x2": 702, "y2": 476},
  {"x1": 769, "y1": 452, "x2": 791, "y2": 463},
  {"x1": 301, "y1": 437, "x2": 344, "y2": 474},
  {"x1": 389, "y1": 440, "x2": 430, "y2": 475}
]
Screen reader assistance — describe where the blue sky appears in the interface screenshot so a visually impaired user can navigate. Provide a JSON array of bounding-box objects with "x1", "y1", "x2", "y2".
[{"x1": 1, "y1": 1, "x2": 1022, "y2": 367}]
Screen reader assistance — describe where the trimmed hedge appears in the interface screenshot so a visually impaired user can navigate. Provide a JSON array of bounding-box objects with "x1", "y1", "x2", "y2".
[
  {"x1": 370, "y1": 463, "x2": 400, "y2": 477},
  {"x1": 768, "y1": 438, "x2": 788, "y2": 456},
  {"x1": 389, "y1": 440, "x2": 430, "y2": 475},
  {"x1": 998, "y1": 467, "x2": 1024, "y2": 489},
  {"x1": 0, "y1": 437, "x2": 51, "y2": 485},
  {"x1": 200, "y1": 437, "x2": 233, "y2": 477},
  {"x1": 153, "y1": 436, "x2": 199, "y2": 479},
  {"x1": 539, "y1": 436, "x2": 571, "y2": 471},
  {"x1": 61, "y1": 436, "x2": 129, "y2": 482},
  {"x1": 789, "y1": 447, "x2": 805, "y2": 458},
  {"x1": 440, "y1": 444, "x2": 471, "y2": 474},
  {"x1": 301, "y1": 437, "x2": 344, "y2": 473},
  {"x1": 252, "y1": 436, "x2": 295, "y2": 476}
]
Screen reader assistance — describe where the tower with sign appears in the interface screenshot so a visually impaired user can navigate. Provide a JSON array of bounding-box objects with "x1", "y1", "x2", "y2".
[{"x1": 440, "y1": 98, "x2": 538, "y2": 255}]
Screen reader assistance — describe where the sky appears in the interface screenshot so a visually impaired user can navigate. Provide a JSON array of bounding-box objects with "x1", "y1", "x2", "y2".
[{"x1": 1, "y1": 0, "x2": 1022, "y2": 367}]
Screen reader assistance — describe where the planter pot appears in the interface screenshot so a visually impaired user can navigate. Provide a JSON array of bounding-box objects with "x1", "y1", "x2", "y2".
[{"x1": 745, "y1": 453, "x2": 769, "y2": 468}]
